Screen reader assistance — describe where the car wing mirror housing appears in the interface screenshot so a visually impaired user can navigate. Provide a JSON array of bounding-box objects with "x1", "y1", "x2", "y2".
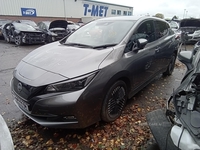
[
  {"x1": 178, "y1": 51, "x2": 193, "y2": 70},
  {"x1": 137, "y1": 38, "x2": 148, "y2": 49}
]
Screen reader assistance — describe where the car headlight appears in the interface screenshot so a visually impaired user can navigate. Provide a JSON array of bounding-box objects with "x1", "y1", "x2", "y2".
[{"x1": 45, "y1": 71, "x2": 98, "y2": 93}]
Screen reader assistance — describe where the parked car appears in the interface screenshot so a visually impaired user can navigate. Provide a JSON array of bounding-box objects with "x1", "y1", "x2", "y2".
[
  {"x1": 2, "y1": 22, "x2": 45, "y2": 45},
  {"x1": 11, "y1": 16, "x2": 179, "y2": 128},
  {"x1": 179, "y1": 18, "x2": 200, "y2": 43},
  {"x1": 15, "y1": 19, "x2": 38, "y2": 28},
  {"x1": 37, "y1": 20, "x2": 68, "y2": 43},
  {"x1": 0, "y1": 19, "x2": 12, "y2": 39}
]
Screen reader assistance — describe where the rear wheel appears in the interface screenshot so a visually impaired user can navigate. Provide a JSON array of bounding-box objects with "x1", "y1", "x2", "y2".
[
  {"x1": 163, "y1": 54, "x2": 176, "y2": 76},
  {"x1": 101, "y1": 80, "x2": 127, "y2": 122},
  {"x1": 14, "y1": 35, "x2": 22, "y2": 46}
]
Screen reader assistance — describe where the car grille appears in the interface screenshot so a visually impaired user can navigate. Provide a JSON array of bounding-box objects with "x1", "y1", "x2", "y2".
[
  {"x1": 53, "y1": 31, "x2": 67, "y2": 39},
  {"x1": 12, "y1": 77, "x2": 45, "y2": 111},
  {"x1": 24, "y1": 32, "x2": 45, "y2": 43}
]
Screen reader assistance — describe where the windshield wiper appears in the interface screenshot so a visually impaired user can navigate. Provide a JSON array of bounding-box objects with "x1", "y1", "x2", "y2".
[
  {"x1": 62, "y1": 43, "x2": 94, "y2": 49},
  {"x1": 93, "y1": 44, "x2": 117, "y2": 49}
]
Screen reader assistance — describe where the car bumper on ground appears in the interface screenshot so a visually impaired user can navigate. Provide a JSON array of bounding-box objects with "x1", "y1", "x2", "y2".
[{"x1": 146, "y1": 109, "x2": 177, "y2": 150}]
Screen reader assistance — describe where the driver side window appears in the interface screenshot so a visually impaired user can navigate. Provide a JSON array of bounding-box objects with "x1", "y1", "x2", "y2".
[{"x1": 124, "y1": 20, "x2": 155, "y2": 53}]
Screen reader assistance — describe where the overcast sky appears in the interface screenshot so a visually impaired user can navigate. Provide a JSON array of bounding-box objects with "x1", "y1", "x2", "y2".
[{"x1": 100, "y1": 0, "x2": 200, "y2": 19}]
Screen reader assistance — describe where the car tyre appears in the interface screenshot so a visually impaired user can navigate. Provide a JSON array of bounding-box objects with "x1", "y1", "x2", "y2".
[
  {"x1": 14, "y1": 35, "x2": 22, "y2": 46},
  {"x1": 163, "y1": 54, "x2": 176, "y2": 76},
  {"x1": 101, "y1": 80, "x2": 127, "y2": 122}
]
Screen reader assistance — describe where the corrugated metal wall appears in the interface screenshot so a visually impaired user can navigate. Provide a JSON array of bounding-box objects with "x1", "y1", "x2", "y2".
[
  {"x1": 0, "y1": 0, "x2": 65, "y2": 17},
  {"x1": 0, "y1": 0, "x2": 133, "y2": 19}
]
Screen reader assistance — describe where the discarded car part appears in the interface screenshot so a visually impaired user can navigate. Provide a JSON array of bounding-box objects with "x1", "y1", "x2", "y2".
[
  {"x1": 0, "y1": 115, "x2": 14, "y2": 150},
  {"x1": 147, "y1": 43, "x2": 200, "y2": 150},
  {"x1": 11, "y1": 16, "x2": 179, "y2": 128}
]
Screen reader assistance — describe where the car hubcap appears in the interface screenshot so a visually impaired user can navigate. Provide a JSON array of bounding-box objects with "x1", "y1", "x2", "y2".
[
  {"x1": 15, "y1": 36, "x2": 21, "y2": 45},
  {"x1": 108, "y1": 86, "x2": 126, "y2": 117}
]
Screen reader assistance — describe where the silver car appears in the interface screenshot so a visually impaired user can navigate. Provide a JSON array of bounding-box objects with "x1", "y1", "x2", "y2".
[{"x1": 11, "y1": 16, "x2": 179, "y2": 128}]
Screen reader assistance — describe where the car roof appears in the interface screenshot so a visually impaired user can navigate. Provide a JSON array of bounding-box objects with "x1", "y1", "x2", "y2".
[{"x1": 97, "y1": 16, "x2": 166, "y2": 22}]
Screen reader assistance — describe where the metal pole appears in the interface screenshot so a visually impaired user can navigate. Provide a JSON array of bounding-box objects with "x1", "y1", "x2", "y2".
[
  {"x1": 63, "y1": 0, "x2": 66, "y2": 20},
  {"x1": 183, "y1": 9, "x2": 186, "y2": 19}
]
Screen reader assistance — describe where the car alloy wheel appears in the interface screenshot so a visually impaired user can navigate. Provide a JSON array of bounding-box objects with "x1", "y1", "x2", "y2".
[
  {"x1": 101, "y1": 80, "x2": 127, "y2": 122},
  {"x1": 14, "y1": 35, "x2": 22, "y2": 46},
  {"x1": 163, "y1": 54, "x2": 176, "y2": 76}
]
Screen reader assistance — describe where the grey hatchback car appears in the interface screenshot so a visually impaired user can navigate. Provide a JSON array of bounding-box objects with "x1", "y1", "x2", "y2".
[{"x1": 11, "y1": 16, "x2": 179, "y2": 128}]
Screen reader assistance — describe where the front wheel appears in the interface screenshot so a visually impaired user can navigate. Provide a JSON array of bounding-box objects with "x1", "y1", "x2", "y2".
[
  {"x1": 14, "y1": 35, "x2": 22, "y2": 46},
  {"x1": 163, "y1": 54, "x2": 176, "y2": 76},
  {"x1": 101, "y1": 80, "x2": 127, "y2": 122}
]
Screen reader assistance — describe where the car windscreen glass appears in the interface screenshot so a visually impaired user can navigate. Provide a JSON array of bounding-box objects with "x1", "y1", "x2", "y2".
[
  {"x1": 14, "y1": 23, "x2": 36, "y2": 31},
  {"x1": 20, "y1": 20, "x2": 37, "y2": 27},
  {"x1": 68, "y1": 24, "x2": 80, "y2": 30},
  {"x1": 0, "y1": 20, "x2": 11, "y2": 26},
  {"x1": 63, "y1": 20, "x2": 136, "y2": 48}
]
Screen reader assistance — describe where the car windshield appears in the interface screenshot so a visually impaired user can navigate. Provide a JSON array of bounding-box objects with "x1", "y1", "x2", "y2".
[
  {"x1": 14, "y1": 23, "x2": 36, "y2": 31},
  {"x1": 62, "y1": 20, "x2": 136, "y2": 48},
  {"x1": 20, "y1": 20, "x2": 37, "y2": 27},
  {"x1": 0, "y1": 20, "x2": 11, "y2": 26},
  {"x1": 68, "y1": 24, "x2": 80, "y2": 30}
]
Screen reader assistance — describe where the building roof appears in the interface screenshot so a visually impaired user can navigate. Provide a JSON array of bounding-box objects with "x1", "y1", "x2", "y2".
[{"x1": 84, "y1": 0, "x2": 133, "y2": 9}]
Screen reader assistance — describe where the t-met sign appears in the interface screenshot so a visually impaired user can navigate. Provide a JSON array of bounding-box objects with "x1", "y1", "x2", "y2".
[{"x1": 83, "y1": 4, "x2": 108, "y2": 17}]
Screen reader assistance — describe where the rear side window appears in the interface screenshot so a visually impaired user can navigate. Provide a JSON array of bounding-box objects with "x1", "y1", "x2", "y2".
[{"x1": 155, "y1": 21, "x2": 169, "y2": 39}]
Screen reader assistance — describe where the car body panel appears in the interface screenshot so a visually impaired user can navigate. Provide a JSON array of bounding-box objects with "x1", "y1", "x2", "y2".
[{"x1": 22, "y1": 42, "x2": 113, "y2": 79}]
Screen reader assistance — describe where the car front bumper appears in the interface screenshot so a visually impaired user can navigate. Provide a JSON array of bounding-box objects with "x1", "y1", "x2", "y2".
[{"x1": 11, "y1": 76, "x2": 103, "y2": 128}]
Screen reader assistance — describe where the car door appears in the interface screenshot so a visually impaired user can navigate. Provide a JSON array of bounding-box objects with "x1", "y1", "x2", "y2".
[
  {"x1": 124, "y1": 20, "x2": 160, "y2": 93},
  {"x1": 154, "y1": 20, "x2": 175, "y2": 72}
]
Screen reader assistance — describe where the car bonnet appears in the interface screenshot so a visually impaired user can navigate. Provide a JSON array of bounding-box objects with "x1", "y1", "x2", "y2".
[
  {"x1": 49, "y1": 20, "x2": 68, "y2": 29},
  {"x1": 180, "y1": 19, "x2": 200, "y2": 28},
  {"x1": 20, "y1": 42, "x2": 113, "y2": 79}
]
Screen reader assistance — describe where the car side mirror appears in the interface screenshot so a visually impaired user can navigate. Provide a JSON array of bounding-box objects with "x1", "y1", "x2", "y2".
[
  {"x1": 178, "y1": 51, "x2": 193, "y2": 70},
  {"x1": 132, "y1": 38, "x2": 148, "y2": 52},
  {"x1": 137, "y1": 38, "x2": 148, "y2": 49}
]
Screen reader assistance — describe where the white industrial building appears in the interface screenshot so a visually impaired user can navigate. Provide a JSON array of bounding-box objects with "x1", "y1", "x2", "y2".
[{"x1": 0, "y1": 0, "x2": 133, "y2": 23}]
